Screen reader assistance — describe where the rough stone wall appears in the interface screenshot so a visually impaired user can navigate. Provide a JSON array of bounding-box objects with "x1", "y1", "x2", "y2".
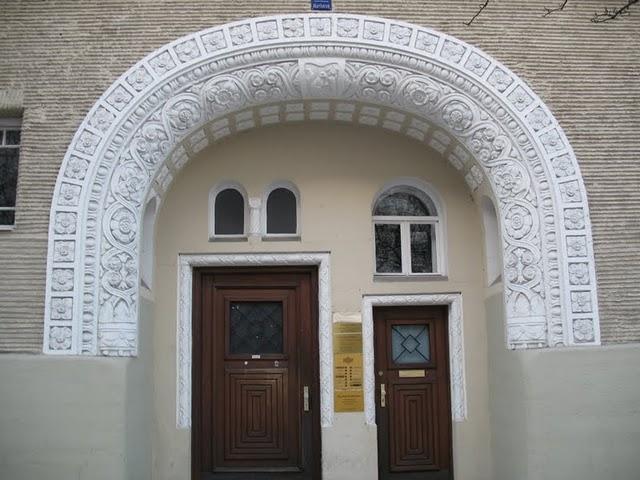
[{"x1": 0, "y1": 0, "x2": 638, "y2": 351}]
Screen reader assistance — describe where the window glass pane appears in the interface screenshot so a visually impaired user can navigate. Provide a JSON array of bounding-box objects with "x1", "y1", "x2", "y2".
[
  {"x1": 229, "y1": 301, "x2": 283, "y2": 355},
  {"x1": 375, "y1": 224, "x2": 402, "y2": 273},
  {"x1": 214, "y1": 188, "x2": 244, "y2": 235},
  {"x1": 0, "y1": 210, "x2": 15, "y2": 226},
  {"x1": 391, "y1": 324, "x2": 430, "y2": 364},
  {"x1": 267, "y1": 187, "x2": 297, "y2": 234},
  {"x1": 0, "y1": 148, "x2": 19, "y2": 208},
  {"x1": 5, "y1": 130, "x2": 20, "y2": 145},
  {"x1": 374, "y1": 191, "x2": 433, "y2": 216},
  {"x1": 410, "y1": 224, "x2": 434, "y2": 273}
]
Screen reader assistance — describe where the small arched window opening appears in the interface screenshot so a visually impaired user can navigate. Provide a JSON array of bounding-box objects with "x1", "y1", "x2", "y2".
[
  {"x1": 210, "y1": 184, "x2": 247, "y2": 239},
  {"x1": 140, "y1": 197, "x2": 157, "y2": 290},
  {"x1": 373, "y1": 183, "x2": 444, "y2": 276},
  {"x1": 481, "y1": 196, "x2": 502, "y2": 286},
  {"x1": 263, "y1": 183, "x2": 300, "y2": 238}
]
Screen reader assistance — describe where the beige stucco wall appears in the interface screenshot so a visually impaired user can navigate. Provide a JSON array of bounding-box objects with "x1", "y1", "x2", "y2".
[
  {"x1": 0, "y1": 0, "x2": 639, "y2": 351},
  {"x1": 152, "y1": 123, "x2": 492, "y2": 479}
]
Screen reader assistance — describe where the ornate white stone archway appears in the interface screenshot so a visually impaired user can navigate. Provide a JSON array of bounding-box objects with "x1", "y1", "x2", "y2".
[{"x1": 43, "y1": 13, "x2": 600, "y2": 356}]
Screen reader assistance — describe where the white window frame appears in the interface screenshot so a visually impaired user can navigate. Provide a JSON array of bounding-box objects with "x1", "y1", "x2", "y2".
[
  {"x1": 208, "y1": 182, "x2": 249, "y2": 241},
  {"x1": 372, "y1": 179, "x2": 447, "y2": 278},
  {"x1": 0, "y1": 118, "x2": 22, "y2": 231},
  {"x1": 261, "y1": 181, "x2": 301, "y2": 240}
]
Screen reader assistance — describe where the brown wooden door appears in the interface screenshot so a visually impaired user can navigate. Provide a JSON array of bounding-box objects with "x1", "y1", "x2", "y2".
[
  {"x1": 193, "y1": 267, "x2": 321, "y2": 480},
  {"x1": 374, "y1": 306, "x2": 452, "y2": 480}
]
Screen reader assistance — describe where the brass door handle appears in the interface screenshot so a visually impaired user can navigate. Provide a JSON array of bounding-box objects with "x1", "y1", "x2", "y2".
[
  {"x1": 380, "y1": 383, "x2": 386, "y2": 408},
  {"x1": 303, "y1": 386, "x2": 310, "y2": 412}
]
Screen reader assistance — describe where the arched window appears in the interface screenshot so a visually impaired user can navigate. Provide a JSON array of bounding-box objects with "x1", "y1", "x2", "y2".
[
  {"x1": 209, "y1": 184, "x2": 247, "y2": 238},
  {"x1": 481, "y1": 196, "x2": 502, "y2": 286},
  {"x1": 263, "y1": 183, "x2": 300, "y2": 238},
  {"x1": 373, "y1": 183, "x2": 444, "y2": 275}
]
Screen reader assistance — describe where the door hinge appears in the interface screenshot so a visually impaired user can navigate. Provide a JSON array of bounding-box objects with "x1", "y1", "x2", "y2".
[{"x1": 380, "y1": 383, "x2": 386, "y2": 408}]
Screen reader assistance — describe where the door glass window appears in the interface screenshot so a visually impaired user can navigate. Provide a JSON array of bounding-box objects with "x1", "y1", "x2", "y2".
[
  {"x1": 229, "y1": 301, "x2": 283, "y2": 354},
  {"x1": 391, "y1": 324, "x2": 430, "y2": 364}
]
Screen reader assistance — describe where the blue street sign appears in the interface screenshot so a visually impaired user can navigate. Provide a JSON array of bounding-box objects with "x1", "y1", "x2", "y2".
[{"x1": 311, "y1": 0, "x2": 332, "y2": 11}]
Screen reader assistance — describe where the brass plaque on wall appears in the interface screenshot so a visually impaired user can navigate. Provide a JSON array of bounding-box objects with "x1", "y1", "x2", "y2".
[{"x1": 333, "y1": 322, "x2": 364, "y2": 412}]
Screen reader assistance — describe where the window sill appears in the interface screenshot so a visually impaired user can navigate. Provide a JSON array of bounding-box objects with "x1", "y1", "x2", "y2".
[
  {"x1": 209, "y1": 235, "x2": 248, "y2": 242},
  {"x1": 0, "y1": 225, "x2": 15, "y2": 231},
  {"x1": 374, "y1": 273, "x2": 448, "y2": 282},
  {"x1": 262, "y1": 234, "x2": 301, "y2": 242}
]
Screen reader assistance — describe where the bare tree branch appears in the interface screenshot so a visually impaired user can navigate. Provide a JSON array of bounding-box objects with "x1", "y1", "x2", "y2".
[
  {"x1": 543, "y1": 0, "x2": 569, "y2": 17},
  {"x1": 591, "y1": 0, "x2": 639, "y2": 22},
  {"x1": 466, "y1": 0, "x2": 491, "y2": 26}
]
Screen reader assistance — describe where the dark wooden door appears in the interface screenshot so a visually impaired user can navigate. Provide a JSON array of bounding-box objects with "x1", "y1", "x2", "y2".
[
  {"x1": 374, "y1": 306, "x2": 452, "y2": 480},
  {"x1": 193, "y1": 267, "x2": 321, "y2": 480}
]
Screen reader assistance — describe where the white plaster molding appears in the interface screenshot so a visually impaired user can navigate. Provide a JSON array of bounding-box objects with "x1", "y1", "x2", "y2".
[
  {"x1": 361, "y1": 294, "x2": 466, "y2": 426},
  {"x1": 43, "y1": 13, "x2": 601, "y2": 357},
  {"x1": 176, "y1": 252, "x2": 333, "y2": 429}
]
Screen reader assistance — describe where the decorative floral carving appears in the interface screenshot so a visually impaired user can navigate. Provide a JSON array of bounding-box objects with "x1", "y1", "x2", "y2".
[
  {"x1": 52, "y1": 269, "x2": 74, "y2": 292},
  {"x1": 109, "y1": 208, "x2": 137, "y2": 244},
  {"x1": 507, "y1": 85, "x2": 533, "y2": 111},
  {"x1": 559, "y1": 180, "x2": 582, "y2": 203},
  {"x1": 415, "y1": 31, "x2": 438, "y2": 52},
  {"x1": 175, "y1": 40, "x2": 200, "y2": 62},
  {"x1": 337, "y1": 18, "x2": 359, "y2": 37},
  {"x1": 132, "y1": 123, "x2": 170, "y2": 167},
  {"x1": 573, "y1": 319, "x2": 595, "y2": 343},
  {"x1": 229, "y1": 24, "x2": 252, "y2": 45},
  {"x1": 256, "y1": 20, "x2": 278, "y2": 40},
  {"x1": 488, "y1": 67, "x2": 513, "y2": 92},
  {"x1": 564, "y1": 208, "x2": 585, "y2": 230},
  {"x1": 283, "y1": 18, "x2": 304, "y2": 37},
  {"x1": 506, "y1": 247, "x2": 539, "y2": 286},
  {"x1": 363, "y1": 21, "x2": 384, "y2": 41},
  {"x1": 389, "y1": 25, "x2": 411, "y2": 45},
  {"x1": 441, "y1": 40, "x2": 465, "y2": 63},
  {"x1": 401, "y1": 78, "x2": 441, "y2": 112},
  {"x1": 504, "y1": 205, "x2": 534, "y2": 240},
  {"x1": 201, "y1": 31, "x2": 226, "y2": 51},
  {"x1": 465, "y1": 52, "x2": 489, "y2": 76},
  {"x1": 89, "y1": 107, "x2": 116, "y2": 133},
  {"x1": 202, "y1": 77, "x2": 244, "y2": 113},
  {"x1": 465, "y1": 165, "x2": 484, "y2": 191},
  {"x1": 106, "y1": 85, "x2": 133, "y2": 112},
  {"x1": 50, "y1": 326, "x2": 72, "y2": 350},
  {"x1": 58, "y1": 183, "x2": 81, "y2": 206},
  {"x1": 442, "y1": 99, "x2": 474, "y2": 132},
  {"x1": 126, "y1": 66, "x2": 153, "y2": 92},
  {"x1": 569, "y1": 263, "x2": 590, "y2": 285},
  {"x1": 165, "y1": 96, "x2": 202, "y2": 134},
  {"x1": 526, "y1": 107, "x2": 551, "y2": 132},
  {"x1": 115, "y1": 164, "x2": 146, "y2": 204},
  {"x1": 149, "y1": 51, "x2": 176, "y2": 75},
  {"x1": 64, "y1": 156, "x2": 90, "y2": 180},
  {"x1": 551, "y1": 154, "x2": 575, "y2": 178},
  {"x1": 53, "y1": 241, "x2": 75, "y2": 263},
  {"x1": 493, "y1": 163, "x2": 527, "y2": 197},
  {"x1": 469, "y1": 127, "x2": 508, "y2": 163},
  {"x1": 540, "y1": 129, "x2": 565, "y2": 153},
  {"x1": 51, "y1": 298, "x2": 73, "y2": 320},
  {"x1": 571, "y1": 291, "x2": 592, "y2": 313},
  {"x1": 310, "y1": 17, "x2": 331, "y2": 36},
  {"x1": 104, "y1": 252, "x2": 137, "y2": 291},
  {"x1": 75, "y1": 130, "x2": 100, "y2": 155},
  {"x1": 301, "y1": 61, "x2": 341, "y2": 97},
  {"x1": 567, "y1": 236, "x2": 588, "y2": 257},
  {"x1": 54, "y1": 212, "x2": 77, "y2": 235}
]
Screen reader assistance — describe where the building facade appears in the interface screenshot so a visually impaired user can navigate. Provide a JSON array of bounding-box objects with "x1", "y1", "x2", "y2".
[{"x1": 1, "y1": 1, "x2": 639, "y2": 479}]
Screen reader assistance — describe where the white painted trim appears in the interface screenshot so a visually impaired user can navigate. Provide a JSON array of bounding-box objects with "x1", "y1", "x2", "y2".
[
  {"x1": 176, "y1": 252, "x2": 333, "y2": 429},
  {"x1": 43, "y1": 13, "x2": 601, "y2": 356},
  {"x1": 261, "y1": 180, "x2": 301, "y2": 237},
  {"x1": 361, "y1": 293, "x2": 466, "y2": 426},
  {"x1": 208, "y1": 181, "x2": 249, "y2": 240}
]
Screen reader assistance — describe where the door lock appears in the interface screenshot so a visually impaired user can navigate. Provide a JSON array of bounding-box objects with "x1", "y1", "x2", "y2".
[
  {"x1": 380, "y1": 383, "x2": 386, "y2": 408},
  {"x1": 303, "y1": 386, "x2": 310, "y2": 412}
]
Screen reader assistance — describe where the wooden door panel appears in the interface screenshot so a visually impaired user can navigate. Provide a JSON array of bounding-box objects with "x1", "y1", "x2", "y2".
[
  {"x1": 224, "y1": 370, "x2": 290, "y2": 460},
  {"x1": 375, "y1": 306, "x2": 452, "y2": 480}
]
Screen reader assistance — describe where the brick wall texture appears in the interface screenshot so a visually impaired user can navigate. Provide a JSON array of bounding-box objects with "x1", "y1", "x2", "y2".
[{"x1": 0, "y1": 0, "x2": 638, "y2": 351}]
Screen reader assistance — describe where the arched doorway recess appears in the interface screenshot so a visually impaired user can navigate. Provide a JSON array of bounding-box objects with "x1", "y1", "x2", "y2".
[{"x1": 43, "y1": 14, "x2": 600, "y2": 363}]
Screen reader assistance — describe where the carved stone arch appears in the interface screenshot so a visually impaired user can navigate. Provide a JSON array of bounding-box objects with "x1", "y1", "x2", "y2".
[{"x1": 43, "y1": 13, "x2": 600, "y2": 356}]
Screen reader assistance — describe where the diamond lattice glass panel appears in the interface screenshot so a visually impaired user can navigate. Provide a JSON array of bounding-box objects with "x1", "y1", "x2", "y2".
[
  {"x1": 375, "y1": 224, "x2": 402, "y2": 273},
  {"x1": 391, "y1": 324, "x2": 430, "y2": 364},
  {"x1": 374, "y1": 190, "x2": 435, "y2": 216},
  {"x1": 229, "y1": 301, "x2": 283, "y2": 355},
  {"x1": 410, "y1": 224, "x2": 434, "y2": 273}
]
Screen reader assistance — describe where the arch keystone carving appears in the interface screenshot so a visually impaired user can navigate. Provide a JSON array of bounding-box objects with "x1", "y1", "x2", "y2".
[{"x1": 43, "y1": 14, "x2": 600, "y2": 356}]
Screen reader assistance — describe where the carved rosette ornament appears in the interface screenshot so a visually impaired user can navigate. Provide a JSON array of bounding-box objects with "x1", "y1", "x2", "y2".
[{"x1": 44, "y1": 14, "x2": 600, "y2": 356}]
